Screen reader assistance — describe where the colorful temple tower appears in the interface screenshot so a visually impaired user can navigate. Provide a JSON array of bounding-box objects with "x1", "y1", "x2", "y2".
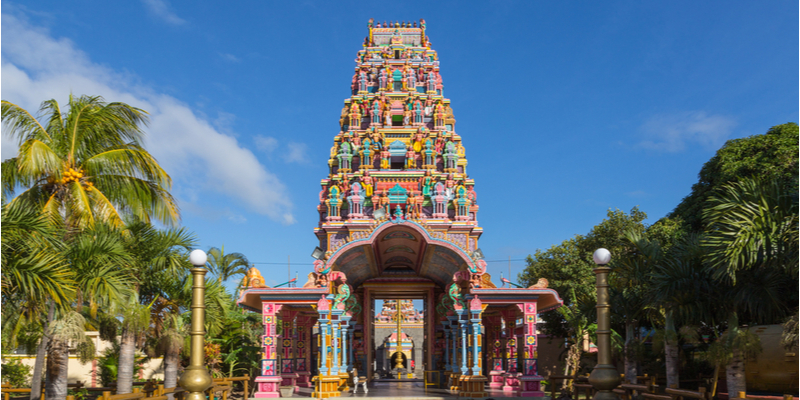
[{"x1": 238, "y1": 20, "x2": 563, "y2": 399}]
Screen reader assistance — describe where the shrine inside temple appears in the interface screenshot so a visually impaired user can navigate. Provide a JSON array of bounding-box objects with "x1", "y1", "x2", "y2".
[{"x1": 237, "y1": 19, "x2": 563, "y2": 399}]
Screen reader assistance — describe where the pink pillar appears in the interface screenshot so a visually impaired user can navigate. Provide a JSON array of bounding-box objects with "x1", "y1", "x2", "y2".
[
  {"x1": 486, "y1": 315, "x2": 505, "y2": 389},
  {"x1": 519, "y1": 302, "x2": 544, "y2": 397},
  {"x1": 279, "y1": 309, "x2": 299, "y2": 390},
  {"x1": 295, "y1": 314, "x2": 315, "y2": 388},
  {"x1": 255, "y1": 302, "x2": 283, "y2": 398},
  {"x1": 501, "y1": 309, "x2": 520, "y2": 394}
]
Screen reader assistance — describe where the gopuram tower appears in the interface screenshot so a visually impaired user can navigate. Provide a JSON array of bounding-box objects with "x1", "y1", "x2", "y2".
[
  {"x1": 238, "y1": 20, "x2": 563, "y2": 399},
  {"x1": 316, "y1": 19, "x2": 480, "y2": 259}
]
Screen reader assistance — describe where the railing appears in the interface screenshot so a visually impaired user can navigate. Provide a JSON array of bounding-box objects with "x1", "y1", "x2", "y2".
[{"x1": 3, "y1": 374, "x2": 250, "y2": 400}]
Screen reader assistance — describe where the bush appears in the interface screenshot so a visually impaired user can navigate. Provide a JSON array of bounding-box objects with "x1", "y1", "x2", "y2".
[{"x1": 1, "y1": 359, "x2": 32, "y2": 387}]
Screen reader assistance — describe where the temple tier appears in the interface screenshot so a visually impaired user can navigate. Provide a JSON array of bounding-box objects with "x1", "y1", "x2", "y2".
[{"x1": 238, "y1": 19, "x2": 563, "y2": 398}]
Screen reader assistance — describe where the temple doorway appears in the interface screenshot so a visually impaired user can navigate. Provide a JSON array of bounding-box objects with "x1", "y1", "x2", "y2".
[{"x1": 372, "y1": 299, "x2": 424, "y2": 379}]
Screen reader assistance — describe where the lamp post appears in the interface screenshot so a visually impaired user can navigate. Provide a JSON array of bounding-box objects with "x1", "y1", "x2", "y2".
[
  {"x1": 588, "y1": 248, "x2": 620, "y2": 400},
  {"x1": 178, "y1": 249, "x2": 213, "y2": 400}
]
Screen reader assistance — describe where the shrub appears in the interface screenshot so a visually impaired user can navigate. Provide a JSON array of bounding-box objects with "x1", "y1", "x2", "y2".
[{"x1": 1, "y1": 359, "x2": 32, "y2": 387}]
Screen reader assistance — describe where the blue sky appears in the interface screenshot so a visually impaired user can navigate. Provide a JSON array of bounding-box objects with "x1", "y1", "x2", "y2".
[{"x1": 2, "y1": 1, "x2": 797, "y2": 288}]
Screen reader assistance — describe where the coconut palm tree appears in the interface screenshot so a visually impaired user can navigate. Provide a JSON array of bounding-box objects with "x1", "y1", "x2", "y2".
[
  {"x1": 1, "y1": 95, "x2": 179, "y2": 230},
  {"x1": 207, "y1": 246, "x2": 250, "y2": 284},
  {"x1": 702, "y1": 178, "x2": 798, "y2": 395}
]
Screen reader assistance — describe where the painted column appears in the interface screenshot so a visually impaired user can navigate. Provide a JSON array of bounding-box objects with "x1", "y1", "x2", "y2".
[
  {"x1": 295, "y1": 314, "x2": 314, "y2": 388},
  {"x1": 486, "y1": 315, "x2": 505, "y2": 389},
  {"x1": 331, "y1": 307, "x2": 343, "y2": 376},
  {"x1": 341, "y1": 314, "x2": 351, "y2": 372},
  {"x1": 501, "y1": 309, "x2": 520, "y2": 393},
  {"x1": 318, "y1": 300, "x2": 330, "y2": 376},
  {"x1": 255, "y1": 302, "x2": 282, "y2": 398},
  {"x1": 469, "y1": 296, "x2": 483, "y2": 375},
  {"x1": 520, "y1": 302, "x2": 544, "y2": 397},
  {"x1": 458, "y1": 310, "x2": 468, "y2": 375},
  {"x1": 280, "y1": 310, "x2": 299, "y2": 389}
]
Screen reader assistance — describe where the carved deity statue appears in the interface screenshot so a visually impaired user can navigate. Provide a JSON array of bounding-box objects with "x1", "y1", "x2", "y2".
[
  {"x1": 361, "y1": 171, "x2": 374, "y2": 197},
  {"x1": 380, "y1": 146, "x2": 390, "y2": 170},
  {"x1": 406, "y1": 145, "x2": 417, "y2": 169}
]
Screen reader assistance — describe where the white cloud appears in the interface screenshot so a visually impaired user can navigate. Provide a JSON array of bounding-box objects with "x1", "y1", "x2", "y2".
[
  {"x1": 219, "y1": 53, "x2": 241, "y2": 63},
  {"x1": 141, "y1": 0, "x2": 186, "y2": 25},
  {"x1": 638, "y1": 111, "x2": 736, "y2": 152},
  {"x1": 284, "y1": 142, "x2": 309, "y2": 164},
  {"x1": 1, "y1": 12, "x2": 295, "y2": 224},
  {"x1": 254, "y1": 135, "x2": 279, "y2": 153}
]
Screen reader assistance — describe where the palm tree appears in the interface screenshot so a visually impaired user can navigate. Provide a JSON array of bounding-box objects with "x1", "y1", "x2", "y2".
[
  {"x1": 115, "y1": 223, "x2": 195, "y2": 394},
  {"x1": 556, "y1": 289, "x2": 597, "y2": 391},
  {"x1": 1, "y1": 95, "x2": 179, "y2": 230},
  {"x1": 1, "y1": 202, "x2": 74, "y2": 400},
  {"x1": 207, "y1": 246, "x2": 250, "y2": 284},
  {"x1": 702, "y1": 178, "x2": 798, "y2": 395},
  {"x1": 43, "y1": 311, "x2": 94, "y2": 400},
  {"x1": 629, "y1": 232, "x2": 711, "y2": 389}
]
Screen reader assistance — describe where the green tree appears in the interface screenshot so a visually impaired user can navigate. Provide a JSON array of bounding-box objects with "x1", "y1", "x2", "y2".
[
  {"x1": 520, "y1": 208, "x2": 649, "y2": 338},
  {"x1": 702, "y1": 178, "x2": 798, "y2": 394},
  {"x1": 115, "y1": 223, "x2": 195, "y2": 395},
  {"x1": 1, "y1": 95, "x2": 179, "y2": 229},
  {"x1": 669, "y1": 122, "x2": 799, "y2": 231},
  {"x1": 207, "y1": 246, "x2": 250, "y2": 284},
  {"x1": 44, "y1": 311, "x2": 94, "y2": 400}
]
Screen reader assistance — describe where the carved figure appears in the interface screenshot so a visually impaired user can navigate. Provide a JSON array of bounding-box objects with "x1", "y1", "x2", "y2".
[
  {"x1": 420, "y1": 170, "x2": 434, "y2": 198},
  {"x1": 361, "y1": 171, "x2": 374, "y2": 197},
  {"x1": 403, "y1": 108, "x2": 412, "y2": 126},
  {"x1": 527, "y1": 278, "x2": 549, "y2": 289},
  {"x1": 379, "y1": 189, "x2": 390, "y2": 214},
  {"x1": 380, "y1": 146, "x2": 390, "y2": 169},
  {"x1": 384, "y1": 109, "x2": 392, "y2": 126},
  {"x1": 469, "y1": 273, "x2": 482, "y2": 289},
  {"x1": 406, "y1": 145, "x2": 417, "y2": 169}
]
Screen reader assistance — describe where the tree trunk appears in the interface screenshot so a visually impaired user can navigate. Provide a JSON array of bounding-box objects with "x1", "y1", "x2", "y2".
[
  {"x1": 44, "y1": 338, "x2": 69, "y2": 400},
  {"x1": 624, "y1": 318, "x2": 638, "y2": 384},
  {"x1": 30, "y1": 302, "x2": 54, "y2": 400},
  {"x1": 117, "y1": 328, "x2": 136, "y2": 394},
  {"x1": 664, "y1": 311, "x2": 679, "y2": 388},
  {"x1": 163, "y1": 344, "x2": 180, "y2": 400},
  {"x1": 726, "y1": 348, "x2": 746, "y2": 396}
]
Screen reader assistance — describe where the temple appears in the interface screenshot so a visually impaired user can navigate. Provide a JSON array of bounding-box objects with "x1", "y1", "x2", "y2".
[{"x1": 238, "y1": 19, "x2": 563, "y2": 398}]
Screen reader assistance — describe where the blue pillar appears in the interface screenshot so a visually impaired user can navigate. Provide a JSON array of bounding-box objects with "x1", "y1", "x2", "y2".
[
  {"x1": 331, "y1": 305, "x2": 343, "y2": 376},
  {"x1": 471, "y1": 312, "x2": 482, "y2": 375},
  {"x1": 318, "y1": 302, "x2": 331, "y2": 376},
  {"x1": 457, "y1": 309, "x2": 468, "y2": 375}
]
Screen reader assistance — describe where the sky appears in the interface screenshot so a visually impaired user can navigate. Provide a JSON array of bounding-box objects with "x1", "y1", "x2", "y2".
[{"x1": 2, "y1": 1, "x2": 798, "y2": 289}]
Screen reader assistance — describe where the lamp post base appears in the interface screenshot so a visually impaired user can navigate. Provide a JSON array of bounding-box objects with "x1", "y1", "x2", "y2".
[{"x1": 589, "y1": 364, "x2": 621, "y2": 400}]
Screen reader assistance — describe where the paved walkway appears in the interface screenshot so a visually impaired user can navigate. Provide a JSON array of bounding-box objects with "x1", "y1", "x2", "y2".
[{"x1": 291, "y1": 381, "x2": 548, "y2": 399}]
